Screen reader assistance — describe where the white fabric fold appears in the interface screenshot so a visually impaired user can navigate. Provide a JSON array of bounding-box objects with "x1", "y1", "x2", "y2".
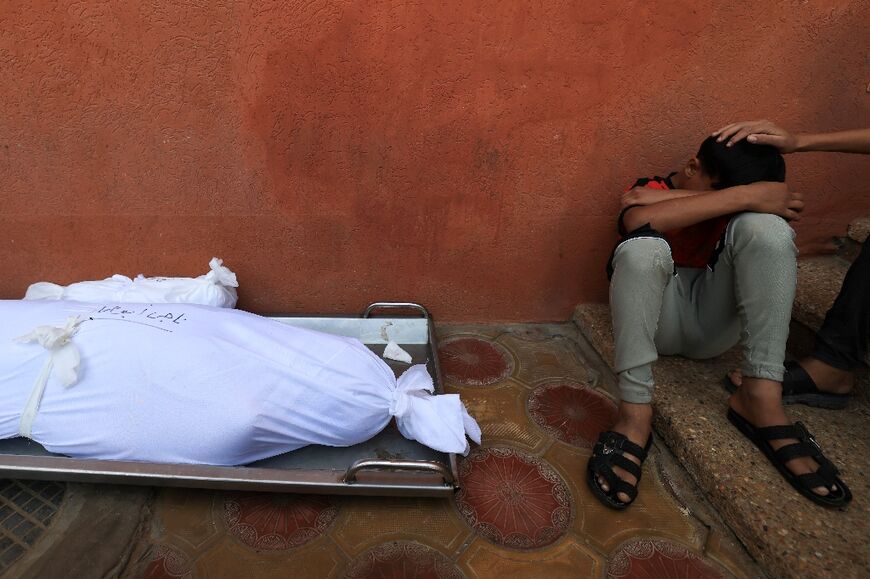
[{"x1": 14, "y1": 316, "x2": 83, "y2": 437}]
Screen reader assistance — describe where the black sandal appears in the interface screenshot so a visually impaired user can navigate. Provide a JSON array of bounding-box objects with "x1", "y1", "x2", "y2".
[
  {"x1": 722, "y1": 361, "x2": 850, "y2": 410},
  {"x1": 727, "y1": 408, "x2": 851, "y2": 508},
  {"x1": 586, "y1": 431, "x2": 653, "y2": 510}
]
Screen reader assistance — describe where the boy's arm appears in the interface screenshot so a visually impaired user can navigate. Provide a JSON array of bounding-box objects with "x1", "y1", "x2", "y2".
[
  {"x1": 621, "y1": 186, "x2": 704, "y2": 208},
  {"x1": 622, "y1": 181, "x2": 803, "y2": 233}
]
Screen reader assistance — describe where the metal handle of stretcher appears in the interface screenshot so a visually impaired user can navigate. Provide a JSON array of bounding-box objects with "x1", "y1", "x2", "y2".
[
  {"x1": 362, "y1": 302, "x2": 430, "y2": 319},
  {"x1": 344, "y1": 458, "x2": 454, "y2": 484},
  {"x1": 358, "y1": 301, "x2": 460, "y2": 488}
]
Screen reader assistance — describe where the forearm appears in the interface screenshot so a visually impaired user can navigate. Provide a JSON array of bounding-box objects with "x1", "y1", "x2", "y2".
[
  {"x1": 794, "y1": 128, "x2": 870, "y2": 154},
  {"x1": 623, "y1": 188, "x2": 748, "y2": 233}
]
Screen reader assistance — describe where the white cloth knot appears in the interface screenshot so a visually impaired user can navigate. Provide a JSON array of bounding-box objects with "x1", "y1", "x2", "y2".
[
  {"x1": 204, "y1": 257, "x2": 239, "y2": 288},
  {"x1": 16, "y1": 316, "x2": 82, "y2": 353},
  {"x1": 389, "y1": 364, "x2": 482, "y2": 455},
  {"x1": 389, "y1": 364, "x2": 433, "y2": 419},
  {"x1": 15, "y1": 316, "x2": 84, "y2": 438}
]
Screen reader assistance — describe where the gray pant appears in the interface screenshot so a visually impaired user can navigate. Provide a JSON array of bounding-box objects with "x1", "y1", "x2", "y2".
[{"x1": 609, "y1": 213, "x2": 797, "y2": 404}]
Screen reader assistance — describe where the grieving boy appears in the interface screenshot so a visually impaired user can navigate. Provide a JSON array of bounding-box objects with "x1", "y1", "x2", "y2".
[{"x1": 587, "y1": 137, "x2": 851, "y2": 509}]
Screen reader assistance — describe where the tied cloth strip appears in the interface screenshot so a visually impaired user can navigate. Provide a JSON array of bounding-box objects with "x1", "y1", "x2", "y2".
[{"x1": 15, "y1": 316, "x2": 84, "y2": 438}]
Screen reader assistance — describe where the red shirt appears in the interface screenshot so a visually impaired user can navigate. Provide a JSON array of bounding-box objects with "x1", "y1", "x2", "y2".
[{"x1": 619, "y1": 174, "x2": 731, "y2": 269}]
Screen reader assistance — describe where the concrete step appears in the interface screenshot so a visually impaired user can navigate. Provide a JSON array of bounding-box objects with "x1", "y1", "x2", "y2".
[
  {"x1": 848, "y1": 218, "x2": 869, "y2": 244},
  {"x1": 572, "y1": 303, "x2": 870, "y2": 578}
]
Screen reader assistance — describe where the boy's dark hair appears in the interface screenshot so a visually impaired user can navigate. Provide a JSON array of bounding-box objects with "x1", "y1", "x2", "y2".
[{"x1": 697, "y1": 136, "x2": 785, "y2": 189}]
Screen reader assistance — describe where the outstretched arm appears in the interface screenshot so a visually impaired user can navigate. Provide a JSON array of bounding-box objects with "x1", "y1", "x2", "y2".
[
  {"x1": 622, "y1": 182, "x2": 803, "y2": 233},
  {"x1": 712, "y1": 120, "x2": 870, "y2": 154}
]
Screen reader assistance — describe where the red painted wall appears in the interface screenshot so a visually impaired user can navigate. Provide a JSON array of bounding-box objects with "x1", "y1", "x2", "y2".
[{"x1": 1, "y1": 1, "x2": 868, "y2": 321}]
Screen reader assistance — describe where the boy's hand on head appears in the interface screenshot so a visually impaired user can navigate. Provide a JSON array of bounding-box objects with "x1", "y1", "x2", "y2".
[
  {"x1": 741, "y1": 181, "x2": 804, "y2": 221},
  {"x1": 713, "y1": 120, "x2": 798, "y2": 153}
]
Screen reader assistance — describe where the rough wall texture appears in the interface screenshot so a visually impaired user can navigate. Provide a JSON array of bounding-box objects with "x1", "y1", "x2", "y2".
[{"x1": 1, "y1": 1, "x2": 868, "y2": 321}]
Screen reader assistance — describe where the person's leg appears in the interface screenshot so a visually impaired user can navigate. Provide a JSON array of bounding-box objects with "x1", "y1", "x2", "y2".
[
  {"x1": 603, "y1": 237, "x2": 682, "y2": 502},
  {"x1": 801, "y1": 236, "x2": 870, "y2": 389},
  {"x1": 711, "y1": 213, "x2": 840, "y2": 497}
]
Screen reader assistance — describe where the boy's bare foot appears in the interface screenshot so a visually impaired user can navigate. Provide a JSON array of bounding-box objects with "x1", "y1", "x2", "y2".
[
  {"x1": 596, "y1": 401, "x2": 652, "y2": 503},
  {"x1": 727, "y1": 357, "x2": 854, "y2": 394},
  {"x1": 729, "y1": 378, "x2": 833, "y2": 496}
]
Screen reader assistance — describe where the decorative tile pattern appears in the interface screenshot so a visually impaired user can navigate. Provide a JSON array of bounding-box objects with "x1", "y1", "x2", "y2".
[
  {"x1": 223, "y1": 493, "x2": 338, "y2": 551},
  {"x1": 143, "y1": 544, "x2": 193, "y2": 579},
  {"x1": 607, "y1": 538, "x2": 723, "y2": 579},
  {"x1": 0, "y1": 479, "x2": 65, "y2": 573},
  {"x1": 454, "y1": 380, "x2": 547, "y2": 452},
  {"x1": 543, "y1": 444, "x2": 706, "y2": 553},
  {"x1": 456, "y1": 448, "x2": 572, "y2": 549},
  {"x1": 343, "y1": 540, "x2": 464, "y2": 579},
  {"x1": 331, "y1": 497, "x2": 471, "y2": 555},
  {"x1": 527, "y1": 381, "x2": 617, "y2": 447},
  {"x1": 438, "y1": 337, "x2": 513, "y2": 386},
  {"x1": 498, "y1": 334, "x2": 590, "y2": 387},
  {"x1": 459, "y1": 538, "x2": 603, "y2": 579}
]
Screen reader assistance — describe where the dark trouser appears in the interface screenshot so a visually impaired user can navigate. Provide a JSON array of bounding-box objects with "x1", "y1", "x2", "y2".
[{"x1": 813, "y1": 237, "x2": 870, "y2": 371}]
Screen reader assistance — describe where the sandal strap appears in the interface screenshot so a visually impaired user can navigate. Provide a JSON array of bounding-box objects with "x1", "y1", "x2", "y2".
[
  {"x1": 774, "y1": 441, "x2": 819, "y2": 463},
  {"x1": 594, "y1": 431, "x2": 650, "y2": 462},
  {"x1": 589, "y1": 431, "x2": 650, "y2": 505},
  {"x1": 612, "y1": 479, "x2": 638, "y2": 502},
  {"x1": 590, "y1": 451, "x2": 642, "y2": 481},
  {"x1": 610, "y1": 453, "x2": 642, "y2": 479},
  {"x1": 756, "y1": 421, "x2": 826, "y2": 453},
  {"x1": 589, "y1": 454, "x2": 620, "y2": 487},
  {"x1": 756, "y1": 423, "x2": 802, "y2": 441},
  {"x1": 797, "y1": 471, "x2": 839, "y2": 491}
]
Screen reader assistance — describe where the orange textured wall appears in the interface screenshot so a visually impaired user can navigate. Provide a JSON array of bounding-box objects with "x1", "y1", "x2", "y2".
[{"x1": 1, "y1": 1, "x2": 868, "y2": 321}]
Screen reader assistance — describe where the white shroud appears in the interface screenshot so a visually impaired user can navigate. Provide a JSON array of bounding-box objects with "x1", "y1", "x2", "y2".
[{"x1": 0, "y1": 300, "x2": 480, "y2": 466}]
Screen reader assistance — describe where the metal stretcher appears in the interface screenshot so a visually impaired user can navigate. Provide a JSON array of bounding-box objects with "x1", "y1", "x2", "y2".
[{"x1": 0, "y1": 302, "x2": 460, "y2": 497}]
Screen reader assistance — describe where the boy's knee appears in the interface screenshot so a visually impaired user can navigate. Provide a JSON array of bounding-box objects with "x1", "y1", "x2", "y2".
[
  {"x1": 611, "y1": 238, "x2": 674, "y2": 277},
  {"x1": 728, "y1": 213, "x2": 796, "y2": 255}
]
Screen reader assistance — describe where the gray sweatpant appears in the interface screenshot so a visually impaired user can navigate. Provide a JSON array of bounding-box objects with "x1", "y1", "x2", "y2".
[{"x1": 609, "y1": 212, "x2": 797, "y2": 404}]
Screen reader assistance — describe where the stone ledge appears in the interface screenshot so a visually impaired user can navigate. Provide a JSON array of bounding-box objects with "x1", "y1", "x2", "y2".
[
  {"x1": 573, "y1": 303, "x2": 870, "y2": 579},
  {"x1": 793, "y1": 257, "x2": 847, "y2": 332},
  {"x1": 848, "y1": 218, "x2": 869, "y2": 244}
]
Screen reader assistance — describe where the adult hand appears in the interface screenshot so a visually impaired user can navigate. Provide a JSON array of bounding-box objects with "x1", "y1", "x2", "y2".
[
  {"x1": 712, "y1": 120, "x2": 799, "y2": 153},
  {"x1": 741, "y1": 182, "x2": 804, "y2": 221}
]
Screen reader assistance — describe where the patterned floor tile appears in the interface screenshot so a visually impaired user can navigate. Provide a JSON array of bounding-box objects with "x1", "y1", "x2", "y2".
[
  {"x1": 497, "y1": 333, "x2": 590, "y2": 387},
  {"x1": 438, "y1": 336, "x2": 515, "y2": 387},
  {"x1": 543, "y1": 444, "x2": 706, "y2": 553},
  {"x1": 142, "y1": 544, "x2": 194, "y2": 579},
  {"x1": 195, "y1": 533, "x2": 344, "y2": 579},
  {"x1": 455, "y1": 448, "x2": 572, "y2": 550},
  {"x1": 607, "y1": 537, "x2": 724, "y2": 578},
  {"x1": 342, "y1": 540, "x2": 464, "y2": 579},
  {"x1": 450, "y1": 380, "x2": 547, "y2": 451},
  {"x1": 459, "y1": 537, "x2": 603, "y2": 578},
  {"x1": 527, "y1": 381, "x2": 617, "y2": 448},
  {"x1": 330, "y1": 497, "x2": 470, "y2": 555},
  {"x1": 222, "y1": 492, "x2": 339, "y2": 551},
  {"x1": 156, "y1": 489, "x2": 222, "y2": 551}
]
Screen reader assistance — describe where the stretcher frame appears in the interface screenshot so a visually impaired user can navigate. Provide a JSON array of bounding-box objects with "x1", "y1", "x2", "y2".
[{"x1": 0, "y1": 302, "x2": 460, "y2": 497}]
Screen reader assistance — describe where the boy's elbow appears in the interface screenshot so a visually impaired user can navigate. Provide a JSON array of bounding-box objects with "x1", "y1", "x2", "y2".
[{"x1": 622, "y1": 208, "x2": 646, "y2": 233}]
